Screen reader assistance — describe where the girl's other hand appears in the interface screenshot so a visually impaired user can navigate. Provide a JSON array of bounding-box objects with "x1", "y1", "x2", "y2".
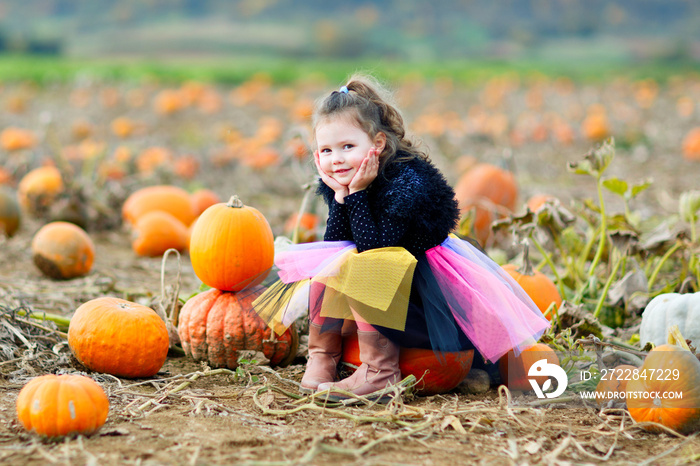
[
  {"x1": 348, "y1": 147, "x2": 378, "y2": 194},
  {"x1": 314, "y1": 150, "x2": 349, "y2": 203}
]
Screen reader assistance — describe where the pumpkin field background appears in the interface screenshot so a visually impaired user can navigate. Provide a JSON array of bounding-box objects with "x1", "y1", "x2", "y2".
[{"x1": 1, "y1": 54, "x2": 700, "y2": 464}]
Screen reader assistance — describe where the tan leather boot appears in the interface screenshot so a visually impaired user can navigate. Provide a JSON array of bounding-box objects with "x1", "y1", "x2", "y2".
[
  {"x1": 317, "y1": 331, "x2": 401, "y2": 401},
  {"x1": 300, "y1": 323, "x2": 342, "y2": 393}
]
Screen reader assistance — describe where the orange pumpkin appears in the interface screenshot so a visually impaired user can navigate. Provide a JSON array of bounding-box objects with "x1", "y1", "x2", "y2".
[
  {"x1": 0, "y1": 166, "x2": 14, "y2": 186},
  {"x1": 17, "y1": 165, "x2": 64, "y2": 215},
  {"x1": 122, "y1": 185, "x2": 196, "y2": 227},
  {"x1": 682, "y1": 127, "x2": 700, "y2": 161},
  {"x1": 189, "y1": 196, "x2": 274, "y2": 292},
  {"x1": 454, "y1": 163, "x2": 518, "y2": 246},
  {"x1": 582, "y1": 107, "x2": 610, "y2": 141},
  {"x1": 283, "y1": 212, "x2": 320, "y2": 243},
  {"x1": 131, "y1": 210, "x2": 190, "y2": 257},
  {"x1": 16, "y1": 374, "x2": 109, "y2": 438},
  {"x1": 173, "y1": 154, "x2": 200, "y2": 180},
  {"x1": 502, "y1": 263, "x2": 561, "y2": 320},
  {"x1": 190, "y1": 188, "x2": 221, "y2": 217},
  {"x1": 499, "y1": 343, "x2": 560, "y2": 391},
  {"x1": 110, "y1": 117, "x2": 138, "y2": 138},
  {"x1": 153, "y1": 89, "x2": 186, "y2": 115},
  {"x1": 626, "y1": 344, "x2": 700, "y2": 433},
  {"x1": 594, "y1": 364, "x2": 637, "y2": 407},
  {"x1": 31, "y1": 222, "x2": 95, "y2": 280},
  {"x1": 178, "y1": 288, "x2": 299, "y2": 369},
  {"x1": 0, "y1": 187, "x2": 20, "y2": 237},
  {"x1": 135, "y1": 146, "x2": 173, "y2": 175},
  {"x1": 68, "y1": 297, "x2": 169, "y2": 378},
  {"x1": 341, "y1": 334, "x2": 473, "y2": 396},
  {"x1": 525, "y1": 193, "x2": 555, "y2": 212},
  {"x1": 0, "y1": 127, "x2": 36, "y2": 151}
]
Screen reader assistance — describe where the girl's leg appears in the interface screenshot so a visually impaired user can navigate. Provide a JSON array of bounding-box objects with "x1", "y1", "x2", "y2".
[
  {"x1": 317, "y1": 309, "x2": 401, "y2": 401},
  {"x1": 301, "y1": 316, "x2": 343, "y2": 393}
]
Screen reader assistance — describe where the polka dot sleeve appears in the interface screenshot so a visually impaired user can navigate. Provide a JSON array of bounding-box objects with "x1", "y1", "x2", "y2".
[
  {"x1": 323, "y1": 199, "x2": 352, "y2": 241},
  {"x1": 344, "y1": 190, "x2": 408, "y2": 252}
]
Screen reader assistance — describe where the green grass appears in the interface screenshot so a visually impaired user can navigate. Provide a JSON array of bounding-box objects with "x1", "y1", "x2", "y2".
[{"x1": 0, "y1": 53, "x2": 698, "y2": 86}]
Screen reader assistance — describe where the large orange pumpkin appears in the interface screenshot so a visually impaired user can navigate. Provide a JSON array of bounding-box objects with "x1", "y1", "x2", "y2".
[
  {"x1": 31, "y1": 221, "x2": 95, "y2": 280},
  {"x1": 17, "y1": 165, "x2": 64, "y2": 215},
  {"x1": 341, "y1": 334, "x2": 474, "y2": 396},
  {"x1": 16, "y1": 374, "x2": 109, "y2": 438},
  {"x1": 189, "y1": 196, "x2": 274, "y2": 292},
  {"x1": 0, "y1": 187, "x2": 20, "y2": 237},
  {"x1": 131, "y1": 210, "x2": 190, "y2": 257},
  {"x1": 454, "y1": 163, "x2": 518, "y2": 246},
  {"x1": 122, "y1": 185, "x2": 196, "y2": 227},
  {"x1": 626, "y1": 344, "x2": 700, "y2": 434},
  {"x1": 498, "y1": 343, "x2": 560, "y2": 391},
  {"x1": 68, "y1": 297, "x2": 170, "y2": 378},
  {"x1": 178, "y1": 288, "x2": 298, "y2": 369},
  {"x1": 502, "y1": 263, "x2": 561, "y2": 320}
]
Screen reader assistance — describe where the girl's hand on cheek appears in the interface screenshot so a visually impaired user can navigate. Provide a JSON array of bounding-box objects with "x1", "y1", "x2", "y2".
[
  {"x1": 349, "y1": 147, "x2": 379, "y2": 194},
  {"x1": 314, "y1": 150, "x2": 349, "y2": 203}
]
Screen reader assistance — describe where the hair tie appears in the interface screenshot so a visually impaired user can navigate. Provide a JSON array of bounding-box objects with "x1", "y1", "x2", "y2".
[{"x1": 339, "y1": 86, "x2": 349, "y2": 94}]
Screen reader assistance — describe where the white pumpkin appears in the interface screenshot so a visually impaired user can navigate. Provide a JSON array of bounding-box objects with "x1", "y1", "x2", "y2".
[{"x1": 639, "y1": 292, "x2": 700, "y2": 347}]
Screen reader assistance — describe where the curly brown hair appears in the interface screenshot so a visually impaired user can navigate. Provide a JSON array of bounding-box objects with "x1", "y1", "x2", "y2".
[{"x1": 312, "y1": 73, "x2": 429, "y2": 172}]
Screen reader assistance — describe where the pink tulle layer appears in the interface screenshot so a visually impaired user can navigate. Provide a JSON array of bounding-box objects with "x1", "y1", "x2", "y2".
[{"x1": 426, "y1": 239, "x2": 550, "y2": 362}]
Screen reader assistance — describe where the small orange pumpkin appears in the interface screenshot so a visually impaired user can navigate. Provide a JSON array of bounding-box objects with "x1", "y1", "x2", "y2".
[
  {"x1": 0, "y1": 127, "x2": 36, "y2": 151},
  {"x1": 502, "y1": 263, "x2": 561, "y2": 320},
  {"x1": 582, "y1": 107, "x2": 610, "y2": 141},
  {"x1": 626, "y1": 344, "x2": 700, "y2": 433},
  {"x1": 16, "y1": 374, "x2": 109, "y2": 438},
  {"x1": 68, "y1": 297, "x2": 169, "y2": 378},
  {"x1": 31, "y1": 222, "x2": 95, "y2": 280},
  {"x1": 122, "y1": 185, "x2": 196, "y2": 227},
  {"x1": 0, "y1": 187, "x2": 21, "y2": 237},
  {"x1": 594, "y1": 364, "x2": 637, "y2": 407},
  {"x1": 110, "y1": 117, "x2": 138, "y2": 138},
  {"x1": 283, "y1": 212, "x2": 320, "y2": 243},
  {"x1": 17, "y1": 165, "x2": 64, "y2": 215},
  {"x1": 189, "y1": 196, "x2": 274, "y2": 292},
  {"x1": 454, "y1": 163, "x2": 518, "y2": 246},
  {"x1": 178, "y1": 288, "x2": 299, "y2": 369},
  {"x1": 135, "y1": 146, "x2": 173, "y2": 175},
  {"x1": 190, "y1": 188, "x2": 221, "y2": 217},
  {"x1": 341, "y1": 334, "x2": 473, "y2": 396},
  {"x1": 498, "y1": 343, "x2": 560, "y2": 391},
  {"x1": 525, "y1": 193, "x2": 555, "y2": 212},
  {"x1": 682, "y1": 127, "x2": 700, "y2": 161},
  {"x1": 131, "y1": 210, "x2": 190, "y2": 257}
]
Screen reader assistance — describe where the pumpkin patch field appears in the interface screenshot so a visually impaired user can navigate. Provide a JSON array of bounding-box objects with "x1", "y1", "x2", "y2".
[{"x1": 2, "y1": 69, "x2": 700, "y2": 465}]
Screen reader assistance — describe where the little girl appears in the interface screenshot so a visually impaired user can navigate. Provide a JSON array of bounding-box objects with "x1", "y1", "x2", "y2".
[{"x1": 254, "y1": 74, "x2": 550, "y2": 400}]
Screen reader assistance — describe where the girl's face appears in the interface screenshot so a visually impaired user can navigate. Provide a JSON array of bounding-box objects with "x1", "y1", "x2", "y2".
[{"x1": 316, "y1": 114, "x2": 385, "y2": 186}]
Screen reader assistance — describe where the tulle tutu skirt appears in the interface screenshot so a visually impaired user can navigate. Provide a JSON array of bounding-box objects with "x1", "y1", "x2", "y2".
[{"x1": 253, "y1": 235, "x2": 550, "y2": 363}]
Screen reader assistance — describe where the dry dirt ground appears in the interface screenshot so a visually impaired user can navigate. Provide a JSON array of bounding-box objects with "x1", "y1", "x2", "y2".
[
  {"x1": 1, "y1": 77, "x2": 700, "y2": 465},
  {"x1": 0, "y1": 219, "x2": 699, "y2": 466}
]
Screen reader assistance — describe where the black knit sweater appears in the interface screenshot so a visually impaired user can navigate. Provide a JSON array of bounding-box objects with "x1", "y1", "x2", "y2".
[{"x1": 317, "y1": 154, "x2": 459, "y2": 255}]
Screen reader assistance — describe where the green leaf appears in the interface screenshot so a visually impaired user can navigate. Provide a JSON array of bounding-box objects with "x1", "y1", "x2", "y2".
[
  {"x1": 630, "y1": 179, "x2": 653, "y2": 198},
  {"x1": 602, "y1": 177, "x2": 628, "y2": 196}
]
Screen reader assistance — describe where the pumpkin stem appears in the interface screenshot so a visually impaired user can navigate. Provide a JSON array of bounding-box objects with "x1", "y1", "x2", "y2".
[{"x1": 227, "y1": 195, "x2": 244, "y2": 208}]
